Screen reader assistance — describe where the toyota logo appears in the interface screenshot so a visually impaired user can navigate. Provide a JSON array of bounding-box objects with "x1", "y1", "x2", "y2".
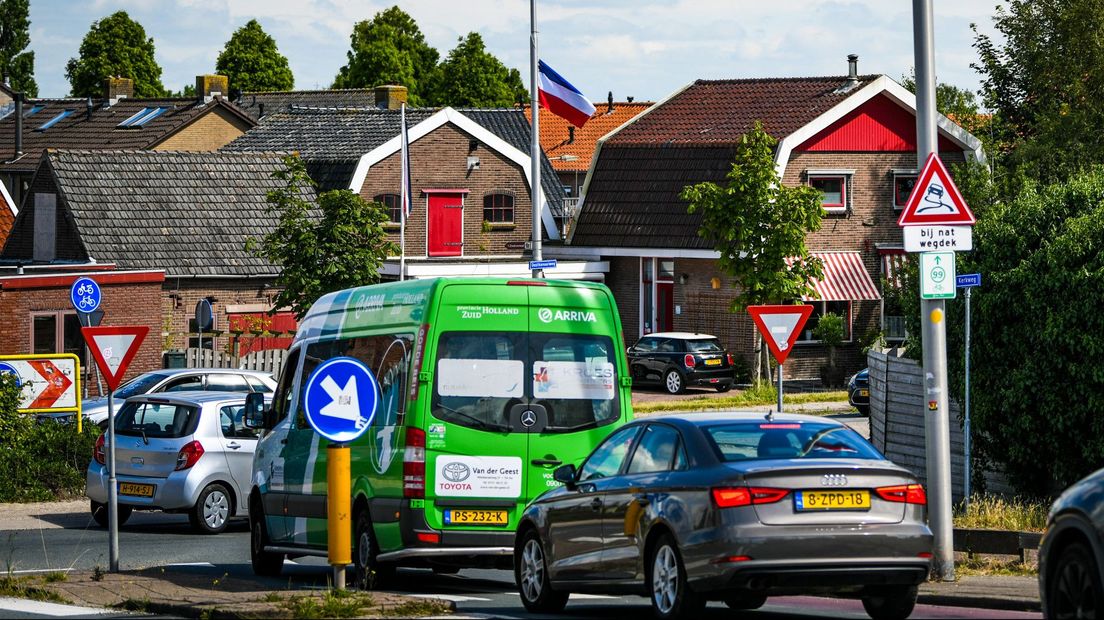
[
  {"x1": 538, "y1": 308, "x2": 553, "y2": 323},
  {"x1": 442, "y1": 462, "x2": 471, "y2": 482},
  {"x1": 821, "y1": 473, "x2": 848, "y2": 487},
  {"x1": 521, "y1": 410, "x2": 537, "y2": 427}
]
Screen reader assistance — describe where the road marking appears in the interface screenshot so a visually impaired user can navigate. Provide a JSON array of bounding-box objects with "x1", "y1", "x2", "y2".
[
  {"x1": 507, "y1": 591, "x2": 616, "y2": 600},
  {"x1": 166, "y1": 562, "x2": 215, "y2": 567},
  {"x1": 408, "y1": 594, "x2": 493, "y2": 602},
  {"x1": 8, "y1": 568, "x2": 74, "y2": 575},
  {"x1": 0, "y1": 596, "x2": 114, "y2": 616}
]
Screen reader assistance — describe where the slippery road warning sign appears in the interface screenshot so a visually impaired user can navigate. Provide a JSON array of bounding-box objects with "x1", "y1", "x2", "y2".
[
  {"x1": 0, "y1": 354, "x2": 81, "y2": 413},
  {"x1": 898, "y1": 153, "x2": 975, "y2": 227}
]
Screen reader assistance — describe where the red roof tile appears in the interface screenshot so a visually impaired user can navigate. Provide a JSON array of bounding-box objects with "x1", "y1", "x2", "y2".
[{"x1": 524, "y1": 102, "x2": 653, "y2": 172}]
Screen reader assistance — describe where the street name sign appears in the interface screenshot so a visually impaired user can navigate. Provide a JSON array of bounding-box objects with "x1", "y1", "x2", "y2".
[
  {"x1": 529, "y1": 259, "x2": 557, "y2": 270},
  {"x1": 956, "y1": 273, "x2": 982, "y2": 288},
  {"x1": 898, "y1": 153, "x2": 976, "y2": 228},
  {"x1": 82, "y1": 326, "x2": 149, "y2": 391},
  {"x1": 920, "y1": 252, "x2": 957, "y2": 300},
  {"x1": 303, "y1": 357, "x2": 379, "y2": 443},
  {"x1": 747, "y1": 305, "x2": 814, "y2": 365}
]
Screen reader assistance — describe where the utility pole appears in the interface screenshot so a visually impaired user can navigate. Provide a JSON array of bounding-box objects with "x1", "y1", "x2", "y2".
[
  {"x1": 529, "y1": 0, "x2": 543, "y2": 279},
  {"x1": 913, "y1": 0, "x2": 955, "y2": 582}
]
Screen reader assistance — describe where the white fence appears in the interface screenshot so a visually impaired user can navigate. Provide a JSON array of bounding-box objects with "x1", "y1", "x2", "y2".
[{"x1": 175, "y1": 347, "x2": 288, "y2": 376}]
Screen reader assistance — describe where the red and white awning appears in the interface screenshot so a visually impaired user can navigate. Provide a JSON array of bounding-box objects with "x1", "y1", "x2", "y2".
[
  {"x1": 880, "y1": 250, "x2": 909, "y2": 289},
  {"x1": 799, "y1": 252, "x2": 880, "y2": 302}
]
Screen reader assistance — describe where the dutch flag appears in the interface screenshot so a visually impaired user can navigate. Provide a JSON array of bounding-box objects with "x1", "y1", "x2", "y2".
[{"x1": 538, "y1": 60, "x2": 596, "y2": 128}]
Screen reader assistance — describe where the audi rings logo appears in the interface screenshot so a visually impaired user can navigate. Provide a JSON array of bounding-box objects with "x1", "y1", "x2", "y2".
[
  {"x1": 538, "y1": 308, "x2": 553, "y2": 323},
  {"x1": 442, "y1": 462, "x2": 471, "y2": 482},
  {"x1": 821, "y1": 473, "x2": 848, "y2": 487}
]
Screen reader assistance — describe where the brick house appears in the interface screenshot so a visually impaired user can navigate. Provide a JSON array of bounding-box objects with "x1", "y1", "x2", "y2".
[
  {"x1": 226, "y1": 94, "x2": 608, "y2": 280},
  {"x1": 559, "y1": 60, "x2": 984, "y2": 381},
  {"x1": 0, "y1": 150, "x2": 316, "y2": 386}
]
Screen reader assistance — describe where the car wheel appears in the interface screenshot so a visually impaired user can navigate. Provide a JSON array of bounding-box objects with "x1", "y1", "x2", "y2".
[
  {"x1": 353, "y1": 510, "x2": 394, "y2": 590},
  {"x1": 90, "y1": 500, "x2": 131, "y2": 528},
  {"x1": 724, "y1": 591, "x2": 766, "y2": 610},
  {"x1": 1046, "y1": 541, "x2": 1103, "y2": 620},
  {"x1": 516, "y1": 529, "x2": 569, "y2": 613},
  {"x1": 663, "y1": 369, "x2": 686, "y2": 395},
  {"x1": 249, "y1": 498, "x2": 283, "y2": 577},
  {"x1": 861, "y1": 584, "x2": 918, "y2": 620},
  {"x1": 189, "y1": 483, "x2": 231, "y2": 535},
  {"x1": 715, "y1": 382, "x2": 732, "y2": 393},
  {"x1": 647, "y1": 534, "x2": 704, "y2": 620}
]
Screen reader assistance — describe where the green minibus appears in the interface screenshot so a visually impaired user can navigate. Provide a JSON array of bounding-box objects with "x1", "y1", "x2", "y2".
[{"x1": 245, "y1": 278, "x2": 632, "y2": 587}]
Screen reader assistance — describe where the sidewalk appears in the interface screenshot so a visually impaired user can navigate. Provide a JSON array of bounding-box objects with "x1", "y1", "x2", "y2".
[{"x1": 920, "y1": 575, "x2": 1040, "y2": 612}]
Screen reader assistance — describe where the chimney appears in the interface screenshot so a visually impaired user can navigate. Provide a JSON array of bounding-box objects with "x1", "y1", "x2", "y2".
[
  {"x1": 374, "y1": 85, "x2": 408, "y2": 110},
  {"x1": 104, "y1": 77, "x2": 133, "y2": 106},
  {"x1": 627, "y1": 96, "x2": 634, "y2": 103},
  {"x1": 14, "y1": 92, "x2": 22, "y2": 158},
  {"x1": 258, "y1": 102, "x2": 264, "y2": 118},
  {"x1": 568, "y1": 126, "x2": 575, "y2": 144},
  {"x1": 847, "y1": 54, "x2": 859, "y2": 85},
  {"x1": 607, "y1": 91, "x2": 613, "y2": 114},
  {"x1": 196, "y1": 74, "x2": 229, "y2": 104},
  {"x1": 86, "y1": 96, "x2": 93, "y2": 120}
]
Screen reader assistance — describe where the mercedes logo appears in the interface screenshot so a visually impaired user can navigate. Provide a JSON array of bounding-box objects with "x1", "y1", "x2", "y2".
[
  {"x1": 821, "y1": 473, "x2": 848, "y2": 487},
  {"x1": 521, "y1": 410, "x2": 537, "y2": 427}
]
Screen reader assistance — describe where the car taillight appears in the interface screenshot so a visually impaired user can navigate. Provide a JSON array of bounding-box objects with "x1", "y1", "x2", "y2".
[
  {"x1": 727, "y1": 353, "x2": 736, "y2": 366},
  {"x1": 175, "y1": 441, "x2": 204, "y2": 471},
  {"x1": 712, "y1": 487, "x2": 788, "y2": 508},
  {"x1": 93, "y1": 433, "x2": 105, "y2": 466},
  {"x1": 404, "y1": 427, "x2": 426, "y2": 498},
  {"x1": 408, "y1": 323, "x2": 429, "y2": 402},
  {"x1": 684, "y1": 354, "x2": 696, "y2": 368},
  {"x1": 875, "y1": 484, "x2": 927, "y2": 505}
]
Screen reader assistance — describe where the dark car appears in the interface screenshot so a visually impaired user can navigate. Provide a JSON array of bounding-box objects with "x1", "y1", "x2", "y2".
[
  {"x1": 627, "y1": 332, "x2": 735, "y2": 394},
  {"x1": 848, "y1": 368, "x2": 870, "y2": 416},
  {"x1": 514, "y1": 412, "x2": 932, "y2": 620},
  {"x1": 1039, "y1": 467, "x2": 1104, "y2": 619}
]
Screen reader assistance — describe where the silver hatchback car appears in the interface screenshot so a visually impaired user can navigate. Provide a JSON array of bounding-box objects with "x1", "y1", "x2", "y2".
[{"x1": 86, "y1": 391, "x2": 266, "y2": 534}]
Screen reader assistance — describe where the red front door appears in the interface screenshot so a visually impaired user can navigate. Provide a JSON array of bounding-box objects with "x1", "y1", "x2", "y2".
[
  {"x1": 428, "y1": 193, "x2": 464, "y2": 257},
  {"x1": 656, "y1": 282, "x2": 674, "y2": 332}
]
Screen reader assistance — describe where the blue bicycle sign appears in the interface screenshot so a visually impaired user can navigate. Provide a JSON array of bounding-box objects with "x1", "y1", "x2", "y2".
[{"x1": 70, "y1": 277, "x2": 102, "y2": 313}]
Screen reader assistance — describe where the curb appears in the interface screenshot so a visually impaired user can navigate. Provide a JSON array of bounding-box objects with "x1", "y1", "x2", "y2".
[{"x1": 918, "y1": 591, "x2": 1040, "y2": 613}]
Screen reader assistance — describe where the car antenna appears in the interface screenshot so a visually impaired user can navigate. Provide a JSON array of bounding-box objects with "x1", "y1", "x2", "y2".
[{"x1": 765, "y1": 409, "x2": 774, "y2": 422}]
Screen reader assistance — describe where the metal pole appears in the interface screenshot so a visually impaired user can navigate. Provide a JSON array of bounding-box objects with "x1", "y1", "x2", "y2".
[
  {"x1": 400, "y1": 103, "x2": 407, "y2": 282},
  {"x1": 107, "y1": 391, "x2": 119, "y2": 572},
  {"x1": 777, "y1": 362, "x2": 783, "y2": 413},
  {"x1": 914, "y1": 0, "x2": 955, "y2": 582},
  {"x1": 529, "y1": 0, "x2": 543, "y2": 278},
  {"x1": 327, "y1": 444, "x2": 351, "y2": 591},
  {"x1": 964, "y1": 287, "x2": 972, "y2": 507}
]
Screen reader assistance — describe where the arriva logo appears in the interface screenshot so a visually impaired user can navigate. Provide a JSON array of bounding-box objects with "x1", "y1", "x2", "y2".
[{"x1": 538, "y1": 308, "x2": 597, "y2": 323}]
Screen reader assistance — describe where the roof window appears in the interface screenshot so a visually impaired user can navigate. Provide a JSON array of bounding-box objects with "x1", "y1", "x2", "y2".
[
  {"x1": 117, "y1": 107, "x2": 167, "y2": 128},
  {"x1": 26, "y1": 105, "x2": 45, "y2": 116},
  {"x1": 35, "y1": 109, "x2": 73, "y2": 131}
]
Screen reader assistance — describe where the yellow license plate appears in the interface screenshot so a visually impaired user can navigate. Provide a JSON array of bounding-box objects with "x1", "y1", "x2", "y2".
[
  {"x1": 119, "y1": 483, "x2": 155, "y2": 497},
  {"x1": 860, "y1": 389, "x2": 869, "y2": 397},
  {"x1": 796, "y1": 490, "x2": 870, "y2": 511},
  {"x1": 705, "y1": 358, "x2": 722, "y2": 366},
  {"x1": 443, "y1": 509, "x2": 508, "y2": 525}
]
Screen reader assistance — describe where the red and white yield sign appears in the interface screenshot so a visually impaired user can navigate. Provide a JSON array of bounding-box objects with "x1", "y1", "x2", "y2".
[
  {"x1": 81, "y1": 326, "x2": 149, "y2": 391},
  {"x1": 0, "y1": 354, "x2": 80, "y2": 413},
  {"x1": 747, "y1": 305, "x2": 814, "y2": 365}
]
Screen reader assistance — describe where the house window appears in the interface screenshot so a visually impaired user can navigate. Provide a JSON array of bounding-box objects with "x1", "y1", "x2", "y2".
[
  {"x1": 796, "y1": 301, "x2": 853, "y2": 343},
  {"x1": 809, "y1": 175, "x2": 847, "y2": 212},
  {"x1": 117, "y1": 106, "x2": 168, "y2": 128},
  {"x1": 374, "y1": 193, "x2": 402, "y2": 222},
  {"x1": 483, "y1": 193, "x2": 514, "y2": 223},
  {"x1": 31, "y1": 312, "x2": 86, "y2": 367},
  {"x1": 893, "y1": 170, "x2": 918, "y2": 210},
  {"x1": 35, "y1": 109, "x2": 73, "y2": 132}
]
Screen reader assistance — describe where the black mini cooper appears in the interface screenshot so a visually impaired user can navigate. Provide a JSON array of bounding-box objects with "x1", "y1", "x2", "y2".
[{"x1": 627, "y1": 332, "x2": 736, "y2": 394}]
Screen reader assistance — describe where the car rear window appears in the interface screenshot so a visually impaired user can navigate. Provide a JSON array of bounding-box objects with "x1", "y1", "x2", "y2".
[
  {"x1": 686, "y1": 339, "x2": 723, "y2": 353},
  {"x1": 704, "y1": 421, "x2": 883, "y2": 461},
  {"x1": 115, "y1": 401, "x2": 199, "y2": 438}
]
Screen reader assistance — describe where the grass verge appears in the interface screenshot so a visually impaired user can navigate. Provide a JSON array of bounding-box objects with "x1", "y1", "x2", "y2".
[
  {"x1": 634, "y1": 385, "x2": 850, "y2": 414},
  {"x1": 954, "y1": 495, "x2": 1048, "y2": 532},
  {"x1": 955, "y1": 555, "x2": 1036, "y2": 577},
  {"x1": 0, "y1": 575, "x2": 68, "y2": 603}
]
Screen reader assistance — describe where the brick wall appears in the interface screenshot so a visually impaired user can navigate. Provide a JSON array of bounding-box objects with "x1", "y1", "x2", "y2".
[
  {"x1": 361, "y1": 123, "x2": 535, "y2": 257},
  {"x1": 152, "y1": 108, "x2": 252, "y2": 151},
  {"x1": 605, "y1": 256, "x2": 639, "y2": 343},
  {"x1": 160, "y1": 277, "x2": 281, "y2": 357}
]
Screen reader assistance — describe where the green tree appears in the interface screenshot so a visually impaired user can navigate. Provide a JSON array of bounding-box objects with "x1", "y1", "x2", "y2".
[
  {"x1": 216, "y1": 19, "x2": 294, "y2": 94},
  {"x1": 973, "y1": 0, "x2": 1104, "y2": 183},
  {"x1": 430, "y1": 32, "x2": 526, "y2": 107},
  {"x1": 0, "y1": 0, "x2": 36, "y2": 96},
  {"x1": 332, "y1": 6, "x2": 439, "y2": 106},
  {"x1": 248, "y1": 157, "x2": 398, "y2": 319},
  {"x1": 680, "y1": 123, "x2": 825, "y2": 381},
  {"x1": 900, "y1": 72, "x2": 985, "y2": 137},
  {"x1": 65, "y1": 11, "x2": 164, "y2": 98}
]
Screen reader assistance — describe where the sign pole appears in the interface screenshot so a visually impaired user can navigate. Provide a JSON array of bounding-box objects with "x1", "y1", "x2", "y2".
[
  {"x1": 914, "y1": 0, "x2": 954, "y2": 582},
  {"x1": 328, "y1": 443, "x2": 351, "y2": 590},
  {"x1": 107, "y1": 389, "x2": 119, "y2": 572},
  {"x1": 777, "y1": 362, "x2": 783, "y2": 413},
  {"x1": 529, "y1": 0, "x2": 543, "y2": 279},
  {"x1": 964, "y1": 286, "x2": 972, "y2": 507}
]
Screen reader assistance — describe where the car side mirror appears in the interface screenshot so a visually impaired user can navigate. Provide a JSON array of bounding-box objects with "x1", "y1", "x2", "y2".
[
  {"x1": 243, "y1": 392, "x2": 268, "y2": 429},
  {"x1": 553, "y1": 464, "x2": 577, "y2": 487}
]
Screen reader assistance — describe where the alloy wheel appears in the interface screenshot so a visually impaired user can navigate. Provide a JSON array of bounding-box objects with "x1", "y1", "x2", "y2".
[
  {"x1": 652, "y1": 544, "x2": 678, "y2": 615},
  {"x1": 665, "y1": 371, "x2": 682, "y2": 394},
  {"x1": 520, "y1": 538, "x2": 545, "y2": 602},
  {"x1": 1053, "y1": 546, "x2": 1100, "y2": 620},
  {"x1": 203, "y1": 489, "x2": 229, "y2": 529}
]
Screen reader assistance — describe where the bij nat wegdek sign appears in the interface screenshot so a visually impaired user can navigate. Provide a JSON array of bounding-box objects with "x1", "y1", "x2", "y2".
[{"x1": 899, "y1": 153, "x2": 975, "y2": 253}]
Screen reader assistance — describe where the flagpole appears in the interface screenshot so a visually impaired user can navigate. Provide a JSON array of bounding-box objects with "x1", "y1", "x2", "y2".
[
  {"x1": 530, "y1": 0, "x2": 543, "y2": 278},
  {"x1": 400, "y1": 103, "x2": 407, "y2": 282}
]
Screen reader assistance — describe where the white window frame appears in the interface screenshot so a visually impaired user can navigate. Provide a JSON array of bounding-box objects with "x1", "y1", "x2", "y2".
[
  {"x1": 806, "y1": 168, "x2": 854, "y2": 214},
  {"x1": 892, "y1": 169, "x2": 918, "y2": 211}
]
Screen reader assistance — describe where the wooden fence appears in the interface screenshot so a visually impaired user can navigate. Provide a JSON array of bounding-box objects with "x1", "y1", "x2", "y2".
[{"x1": 173, "y1": 347, "x2": 288, "y2": 376}]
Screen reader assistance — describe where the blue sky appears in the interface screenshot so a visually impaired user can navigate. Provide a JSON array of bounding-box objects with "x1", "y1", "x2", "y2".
[{"x1": 28, "y1": 1, "x2": 1000, "y2": 104}]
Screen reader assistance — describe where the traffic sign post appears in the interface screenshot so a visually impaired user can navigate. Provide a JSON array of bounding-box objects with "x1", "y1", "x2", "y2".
[
  {"x1": 747, "y1": 305, "x2": 814, "y2": 413},
  {"x1": 302, "y1": 357, "x2": 380, "y2": 590},
  {"x1": 195, "y1": 299, "x2": 213, "y2": 354},
  {"x1": 70, "y1": 277, "x2": 102, "y2": 314},
  {"x1": 81, "y1": 326, "x2": 149, "y2": 574},
  {"x1": 957, "y1": 273, "x2": 981, "y2": 507}
]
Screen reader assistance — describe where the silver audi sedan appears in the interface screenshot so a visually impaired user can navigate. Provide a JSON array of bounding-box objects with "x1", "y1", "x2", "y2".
[
  {"x1": 514, "y1": 412, "x2": 933, "y2": 620},
  {"x1": 86, "y1": 391, "x2": 267, "y2": 534}
]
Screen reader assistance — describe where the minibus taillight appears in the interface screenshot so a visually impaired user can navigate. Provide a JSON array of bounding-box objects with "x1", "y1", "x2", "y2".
[
  {"x1": 684, "y1": 354, "x2": 696, "y2": 368},
  {"x1": 506, "y1": 280, "x2": 547, "y2": 286},
  {"x1": 408, "y1": 324, "x2": 429, "y2": 403},
  {"x1": 93, "y1": 433, "x2": 105, "y2": 465},
  {"x1": 404, "y1": 427, "x2": 426, "y2": 498}
]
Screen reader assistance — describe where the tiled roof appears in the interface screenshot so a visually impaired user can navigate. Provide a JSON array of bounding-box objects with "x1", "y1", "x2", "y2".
[
  {"x1": 524, "y1": 102, "x2": 653, "y2": 172},
  {"x1": 225, "y1": 106, "x2": 565, "y2": 217},
  {"x1": 608, "y1": 75, "x2": 879, "y2": 146},
  {"x1": 0, "y1": 96, "x2": 255, "y2": 174},
  {"x1": 235, "y1": 89, "x2": 377, "y2": 120},
  {"x1": 1, "y1": 150, "x2": 314, "y2": 277}
]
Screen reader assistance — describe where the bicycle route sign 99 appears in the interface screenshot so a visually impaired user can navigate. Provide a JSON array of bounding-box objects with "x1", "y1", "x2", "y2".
[{"x1": 70, "y1": 277, "x2": 102, "y2": 313}]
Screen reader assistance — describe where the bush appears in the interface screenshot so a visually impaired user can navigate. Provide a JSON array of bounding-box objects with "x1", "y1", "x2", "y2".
[{"x1": 0, "y1": 374, "x2": 100, "y2": 502}]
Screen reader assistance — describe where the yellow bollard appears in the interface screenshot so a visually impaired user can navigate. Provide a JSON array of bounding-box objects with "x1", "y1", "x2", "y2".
[{"x1": 327, "y1": 444, "x2": 351, "y2": 590}]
